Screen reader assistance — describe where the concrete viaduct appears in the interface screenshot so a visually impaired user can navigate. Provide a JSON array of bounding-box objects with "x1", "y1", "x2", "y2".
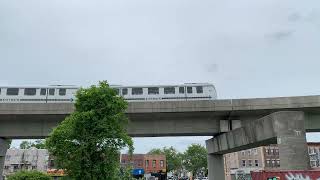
[{"x1": 1, "y1": 95, "x2": 320, "y2": 179}]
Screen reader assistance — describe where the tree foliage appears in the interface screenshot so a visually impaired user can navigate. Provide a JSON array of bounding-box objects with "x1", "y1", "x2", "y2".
[
  {"x1": 183, "y1": 144, "x2": 207, "y2": 176},
  {"x1": 7, "y1": 171, "x2": 52, "y2": 180},
  {"x1": 147, "y1": 148, "x2": 163, "y2": 155},
  {"x1": 45, "y1": 81, "x2": 133, "y2": 180},
  {"x1": 20, "y1": 140, "x2": 46, "y2": 149},
  {"x1": 148, "y1": 146, "x2": 183, "y2": 172}
]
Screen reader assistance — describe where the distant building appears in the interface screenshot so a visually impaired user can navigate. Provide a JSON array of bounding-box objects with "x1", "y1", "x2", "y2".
[
  {"x1": 121, "y1": 154, "x2": 166, "y2": 174},
  {"x1": 3, "y1": 147, "x2": 49, "y2": 177},
  {"x1": 224, "y1": 143, "x2": 320, "y2": 180}
]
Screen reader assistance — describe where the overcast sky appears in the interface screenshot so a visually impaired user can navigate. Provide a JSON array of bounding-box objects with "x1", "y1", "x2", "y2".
[{"x1": 1, "y1": 0, "x2": 320, "y2": 153}]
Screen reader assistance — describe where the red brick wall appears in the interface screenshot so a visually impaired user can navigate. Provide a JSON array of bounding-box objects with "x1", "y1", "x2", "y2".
[
  {"x1": 121, "y1": 154, "x2": 166, "y2": 174},
  {"x1": 144, "y1": 154, "x2": 166, "y2": 173}
]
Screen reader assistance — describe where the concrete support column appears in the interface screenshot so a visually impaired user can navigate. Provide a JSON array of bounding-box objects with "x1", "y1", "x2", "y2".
[
  {"x1": 0, "y1": 139, "x2": 10, "y2": 180},
  {"x1": 207, "y1": 154, "x2": 225, "y2": 180},
  {"x1": 274, "y1": 111, "x2": 310, "y2": 170}
]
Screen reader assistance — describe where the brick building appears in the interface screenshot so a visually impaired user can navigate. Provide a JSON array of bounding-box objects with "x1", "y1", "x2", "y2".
[
  {"x1": 120, "y1": 154, "x2": 166, "y2": 174},
  {"x1": 224, "y1": 142, "x2": 320, "y2": 180}
]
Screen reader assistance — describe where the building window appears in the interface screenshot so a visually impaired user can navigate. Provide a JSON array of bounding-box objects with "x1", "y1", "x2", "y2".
[
  {"x1": 122, "y1": 88, "x2": 128, "y2": 95},
  {"x1": 40, "y1": 88, "x2": 46, "y2": 96},
  {"x1": 276, "y1": 159, "x2": 280, "y2": 167},
  {"x1": 24, "y1": 88, "x2": 37, "y2": 96},
  {"x1": 13, "y1": 165, "x2": 19, "y2": 172},
  {"x1": 242, "y1": 160, "x2": 246, "y2": 167},
  {"x1": 275, "y1": 149, "x2": 279, "y2": 155},
  {"x1": 152, "y1": 160, "x2": 156, "y2": 168},
  {"x1": 267, "y1": 149, "x2": 270, "y2": 155},
  {"x1": 311, "y1": 161, "x2": 317, "y2": 167},
  {"x1": 241, "y1": 151, "x2": 245, "y2": 156},
  {"x1": 164, "y1": 87, "x2": 175, "y2": 94},
  {"x1": 145, "y1": 160, "x2": 149, "y2": 168},
  {"x1": 196, "y1": 86, "x2": 203, "y2": 94},
  {"x1": 59, "y1": 89, "x2": 66, "y2": 96},
  {"x1": 160, "y1": 160, "x2": 164, "y2": 168},
  {"x1": 148, "y1": 87, "x2": 159, "y2": 95},
  {"x1": 272, "y1": 160, "x2": 275, "y2": 167},
  {"x1": 255, "y1": 160, "x2": 259, "y2": 167},
  {"x1": 270, "y1": 149, "x2": 274, "y2": 154},
  {"x1": 187, "y1": 87, "x2": 193, "y2": 94},
  {"x1": 4, "y1": 166, "x2": 9, "y2": 169},
  {"x1": 49, "y1": 89, "x2": 55, "y2": 96},
  {"x1": 132, "y1": 88, "x2": 143, "y2": 95},
  {"x1": 32, "y1": 166, "x2": 37, "y2": 170},
  {"x1": 253, "y1": 148, "x2": 258, "y2": 155},
  {"x1": 7, "y1": 88, "x2": 19, "y2": 95},
  {"x1": 247, "y1": 150, "x2": 252, "y2": 156},
  {"x1": 248, "y1": 160, "x2": 252, "y2": 167},
  {"x1": 266, "y1": 160, "x2": 270, "y2": 167},
  {"x1": 179, "y1": 87, "x2": 185, "y2": 94}
]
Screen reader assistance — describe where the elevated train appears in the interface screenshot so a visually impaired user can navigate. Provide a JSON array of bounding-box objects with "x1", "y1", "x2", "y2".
[{"x1": 0, "y1": 83, "x2": 217, "y2": 103}]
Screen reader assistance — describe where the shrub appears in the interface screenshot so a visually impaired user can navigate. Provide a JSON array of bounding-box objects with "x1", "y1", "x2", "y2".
[{"x1": 7, "y1": 171, "x2": 52, "y2": 180}]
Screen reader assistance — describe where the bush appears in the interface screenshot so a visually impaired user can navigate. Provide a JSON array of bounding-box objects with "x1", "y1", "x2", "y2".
[{"x1": 7, "y1": 171, "x2": 52, "y2": 180}]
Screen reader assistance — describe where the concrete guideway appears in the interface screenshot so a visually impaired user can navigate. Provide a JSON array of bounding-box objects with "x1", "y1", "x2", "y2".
[{"x1": 0, "y1": 95, "x2": 320, "y2": 138}]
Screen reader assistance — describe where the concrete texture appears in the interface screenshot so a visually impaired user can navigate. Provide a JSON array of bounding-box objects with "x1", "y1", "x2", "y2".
[
  {"x1": 206, "y1": 111, "x2": 310, "y2": 179},
  {"x1": 206, "y1": 154, "x2": 224, "y2": 180},
  {"x1": 0, "y1": 95, "x2": 320, "y2": 138},
  {"x1": 0, "y1": 139, "x2": 10, "y2": 180}
]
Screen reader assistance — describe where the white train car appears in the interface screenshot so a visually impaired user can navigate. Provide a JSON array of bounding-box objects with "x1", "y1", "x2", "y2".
[
  {"x1": 0, "y1": 85, "x2": 79, "y2": 103},
  {"x1": 111, "y1": 83, "x2": 217, "y2": 101},
  {"x1": 0, "y1": 83, "x2": 217, "y2": 103}
]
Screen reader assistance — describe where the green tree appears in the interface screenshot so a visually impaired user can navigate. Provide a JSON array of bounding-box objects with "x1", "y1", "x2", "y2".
[
  {"x1": 32, "y1": 139, "x2": 46, "y2": 149},
  {"x1": 45, "y1": 81, "x2": 134, "y2": 180},
  {"x1": 183, "y1": 144, "x2": 207, "y2": 177},
  {"x1": 147, "y1": 148, "x2": 163, "y2": 155},
  {"x1": 20, "y1": 140, "x2": 46, "y2": 149},
  {"x1": 20, "y1": 141, "x2": 32, "y2": 149},
  {"x1": 7, "y1": 170, "x2": 52, "y2": 180},
  {"x1": 148, "y1": 147, "x2": 183, "y2": 172}
]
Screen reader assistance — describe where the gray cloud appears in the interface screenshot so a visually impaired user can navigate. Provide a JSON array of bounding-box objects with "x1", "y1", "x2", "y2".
[
  {"x1": 205, "y1": 63, "x2": 219, "y2": 73},
  {"x1": 288, "y1": 12, "x2": 302, "y2": 22},
  {"x1": 265, "y1": 30, "x2": 295, "y2": 41}
]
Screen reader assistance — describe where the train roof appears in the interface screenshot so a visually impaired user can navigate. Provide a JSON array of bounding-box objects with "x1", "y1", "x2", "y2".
[
  {"x1": 111, "y1": 83, "x2": 215, "y2": 88},
  {"x1": 0, "y1": 85, "x2": 80, "y2": 89},
  {"x1": 0, "y1": 83, "x2": 215, "y2": 89}
]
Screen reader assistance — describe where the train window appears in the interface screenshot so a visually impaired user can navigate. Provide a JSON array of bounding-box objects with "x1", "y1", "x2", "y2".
[
  {"x1": 122, "y1": 88, "x2": 128, "y2": 95},
  {"x1": 132, "y1": 88, "x2": 143, "y2": 95},
  {"x1": 7, "y1": 88, "x2": 19, "y2": 95},
  {"x1": 59, "y1": 89, "x2": 66, "y2": 96},
  {"x1": 187, "y1": 87, "x2": 193, "y2": 94},
  {"x1": 40, "y1": 89, "x2": 46, "y2": 96},
  {"x1": 148, "y1": 87, "x2": 159, "y2": 95},
  {"x1": 49, "y1": 89, "x2": 55, "y2": 96},
  {"x1": 196, "y1": 86, "x2": 203, "y2": 94},
  {"x1": 113, "y1": 88, "x2": 119, "y2": 95},
  {"x1": 24, "y1": 88, "x2": 37, "y2": 96},
  {"x1": 164, "y1": 87, "x2": 175, "y2": 94},
  {"x1": 179, "y1": 87, "x2": 185, "y2": 94}
]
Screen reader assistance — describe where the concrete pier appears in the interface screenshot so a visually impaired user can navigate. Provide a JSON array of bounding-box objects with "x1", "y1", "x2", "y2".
[
  {"x1": 206, "y1": 153, "x2": 224, "y2": 180},
  {"x1": 206, "y1": 111, "x2": 311, "y2": 180}
]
